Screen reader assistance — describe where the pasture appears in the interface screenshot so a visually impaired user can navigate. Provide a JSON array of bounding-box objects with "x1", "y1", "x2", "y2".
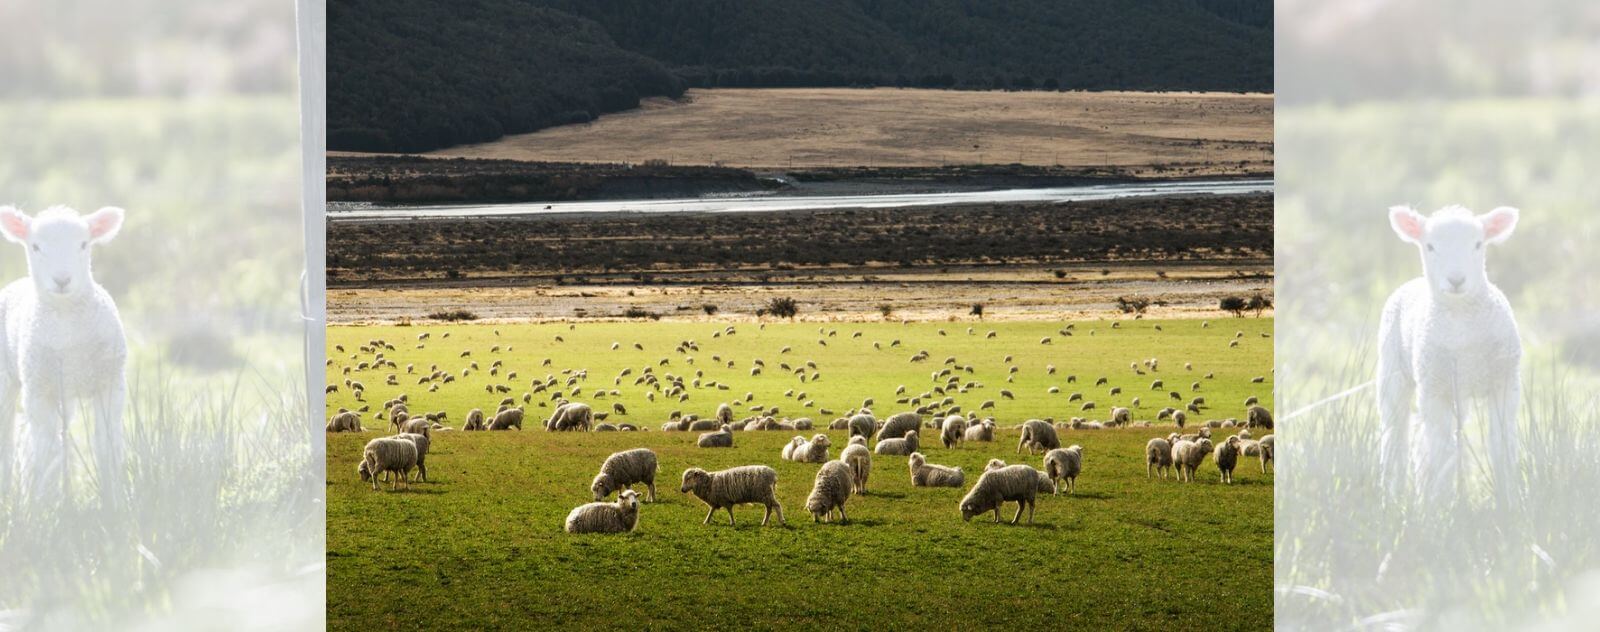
[{"x1": 325, "y1": 319, "x2": 1273, "y2": 630}]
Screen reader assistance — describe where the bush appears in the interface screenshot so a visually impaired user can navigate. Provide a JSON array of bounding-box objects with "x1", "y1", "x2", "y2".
[
  {"x1": 1116, "y1": 296, "x2": 1152, "y2": 315},
  {"x1": 701, "y1": 304, "x2": 718, "y2": 316},
  {"x1": 1247, "y1": 293, "x2": 1273, "y2": 317},
  {"x1": 1220, "y1": 296, "x2": 1248, "y2": 317},
  {"x1": 970, "y1": 303, "x2": 985, "y2": 319},
  {"x1": 623, "y1": 307, "x2": 661, "y2": 320},
  {"x1": 878, "y1": 304, "x2": 894, "y2": 318},
  {"x1": 765, "y1": 297, "x2": 799, "y2": 320},
  {"x1": 428, "y1": 309, "x2": 479, "y2": 322}
]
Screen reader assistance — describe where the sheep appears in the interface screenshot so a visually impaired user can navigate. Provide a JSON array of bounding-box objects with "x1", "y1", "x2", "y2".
[
  {"x1": 804, "y1": 460, "x2": 853, "y2": 523},
  {"x1": 680, "y1": 465, "x2": 784, "y2": 526},
  {"x1": 547, "y1": 402, "x2": 594, "y2": 431},
  {"x1": 1246, "y1": 405, "x2": 1274, "y2": 430},
  {"x1": 358, "y1": 437, "x2": 417, "y2": 491},
  {"x1": 1110, "y1": 406, "x2": 1132, "y2": 426},
  {"x1": 564, "y1": 489, "x2": 641, "y2": 534},
  {"x1": 390, "y1": 432, "x2": 431, "y2": 483},
  {"x1": 1380, "y1": 205, "x2": 1522, "y2": 506},
  {"x1": 958, "y1": 465, "x2": 1041, "y2": 524},
  {"x1": 840, "y1": 437, "x2": 872, "y2": 494},
  {"x1": 781, "y1": 436, "x2": 806, "y2": 461},
  {"x1": 1258, "y1": 434, "x2": 1275, "y2": 473},
  {"x1": 487, "y1": 407, "x2": 523, "y2": 430},
  {"x1": 791, "y1": 434, "x2": 832, "y2": 463},
  {"x1": 697, "y1": 424, "x2": 734, "y2": 448},
  {"x1": 399, "y1": 418, "x2": 431, "y2": 436},
  {"x1": 462, "y1": 408, "x2": 486, "y2": 431},
  {"x1": 876, "y1": 411, "x2": 921, "y2": 441},
  {"x1": 908, "y1": 452, "x2": 964, "y2": 487},
  {"x1": 1171, "y1": 437, "x2": 1215, "y2": 483},
  {"x1": 1214, "y1": 435, "x2": 1242, "y2": 484},
  {"x1": 687, "y1": 418, "x2": 721, "y2": 432},
  {"x1": 1146, "y1": 437, "x2": 1174, "y2": 479},
  {"x1": 1042, "y1": 445, "x2": 1083, "y2": 494},
  {"x1": 940, "y1": 416, "x2": 967, "y2": 448},
  {"x1": 591, "y1": 448, "x2": 658, "y2": 502},
  {"x1": 874, "y1": 429, "x2": 921, "y2": 456},
  {"x1": 0, "y1": 205, "x2": 128, "y2": 499},
  {"x1": 1016, "y1": 419, "x2": 1060, "y2": 455},
  {"x1": 326, "y1": 411, "x2": 363, "y2": 432},
  {"x1": 847, "y1": 413, "x2": 877, "y2": 439},
  {"x1": 716, "y1": 402, "x2": 734, "y2": 425},
  {"x1": 963, "y1": 419, "x2": 995, "y2": 442}
]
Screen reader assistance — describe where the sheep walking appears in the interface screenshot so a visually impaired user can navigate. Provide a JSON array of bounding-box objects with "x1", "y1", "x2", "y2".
[
  {"x1": 487, "y1": 407, "x2": 523, "y2": 430},
  {"x1": 1016, "y1": 419, "x2": 1059, "y2": 455},
  {"x1": 1146, "y1": 437, "x2": 1174, "y2": 479},
  {"x1": 1214, "y1": 435, "x2": 1241, "y2": 484},
  {"x1": 1042, "y1": 445, "x2": 1083, "y2": 494},
  {"x1": 874, "y1": 430, "x2": 919, "y2": 456},
  {"x1": 805, "y1": 460, "x2": 853, "y2": 523},
  {"x1": 840, "y1": 436, "x2": 872, "y2": 494},
  {"x1": 680, "y1": 465, "x2": 784, "y2": 526},
  {"x1": 959, "y1": 465, "x2": 1041, "y2": 524},
  {"x1": 908, "y1": 452, "x2": 965, "y2": 487},
  {"x1": 1380, "y1": 205, "x2": 1522, "y2": 506},
  {"x1": 592, "y1": 448, "x2": 658, "y2": 502},
  {"x1": 359, "y1": 437, "x2": 417, "y2": 491},
  {"x1": 564, "y1": 489, "x2": 641, "y2": 534},
  {"x1": 1171, "y1": 437, "x2": 1214, "y2": 483},
  {"x1": 0, "y1": 206, "x2": 128, "y2": 503}
]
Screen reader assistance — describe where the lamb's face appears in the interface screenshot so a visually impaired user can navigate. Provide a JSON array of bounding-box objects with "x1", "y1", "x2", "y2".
[
  {"x1": 0, "y1": 206, "x2": 123, "y2": 300},
  {"x1": 618, "y1": 490, "x2": 639, "y2": 511},
  {"x1": 1390, "y1": 205, "x2": 1518, "y2": 298}
]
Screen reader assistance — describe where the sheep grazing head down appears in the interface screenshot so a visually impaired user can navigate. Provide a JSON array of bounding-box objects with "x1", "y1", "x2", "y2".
[
  {"x1": 0, "y1": 205, "x2": 124, "y2": 301},
  {"x1": 1388, "y1": 205, "x2": 1517, "y2": 299}
]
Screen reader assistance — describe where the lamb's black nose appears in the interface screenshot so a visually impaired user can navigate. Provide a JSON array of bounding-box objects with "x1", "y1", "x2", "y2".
[
  {"x1": 1448, "y1": 275, "x2": 1465, "y2": 290},
  {"x1": 52, "y1": 276, "x2": 70, "y2": 290}
]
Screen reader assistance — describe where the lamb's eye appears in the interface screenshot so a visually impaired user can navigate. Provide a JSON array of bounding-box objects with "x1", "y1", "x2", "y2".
[
  {"x1": 1426, "y1": 244, "x2": 1434, "y2": 252},
  {"x1": 80, "y1": 241, "x2": 87, "y2": 250},
  {"x1": 1475, "y1": 241, "x2": 1483, "y2": 250},
  {"x1": 30, "y1": 244, "x2": 38, "y2": 252}
]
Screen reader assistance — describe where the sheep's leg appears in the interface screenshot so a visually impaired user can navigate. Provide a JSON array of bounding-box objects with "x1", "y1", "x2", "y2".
[
  {"x1": 729, "y1": 506, "x2": 739, "y2": 526},
  {"x1": 1487, "y1": 379, "x2": 1521, "y2": 509},
  {"x1": 1414, "y1": 389, "x2": 1459, "y2": 506},
  {"x1": 0, "y1": 381, "x2": 15, "y2": 498},
  {"x1": 837, "y1": 505, "x2": 846, "y2": 524},
  {"x1": 91, "y1": 380, "x2": 127, "y2": 510},
  {"x1": 1376, "y1": 357, "x2": 1414, "y2": 503},
  {"x1": 1010, "y1": 502, "x2": 1024, "y2": 525},
  {"x1": 772, "y1": 502, "x2": 785, "y2": 526},
  {"x1": 702, "y1": 506, "x2": 716, "y2": 525},
  {"x1": 646, "y1": 481, "x2": 656, "y2": 503},
  {"x1": 22, "y1": 391, "x2": 67, "y2": 507},
  {"x1": 1027, "y1": 499, "x2": 1035, "y2": 524}
]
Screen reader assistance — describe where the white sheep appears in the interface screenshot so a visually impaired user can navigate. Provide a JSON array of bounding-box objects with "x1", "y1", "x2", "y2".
[
  {"x1": 680, "y1": 465, "x2": 784, "y2": 526},
  {"x1": 1258, "y1": 434, "x2": 1274, "y2": 473},
  {"x1": 1016, "y1": 419, "x2": 1060, "y2": 455},
  {"x1": 963, "y1": 419, "x2": 995, "y2": 442},
  {"x1": 908, "y1": 451, "x2": 965, "y2": 487},
  {"x1": 804, "y1": 460, "x2": 853, "y2": 523},
  {"x1": 847, "y1": 413, "x2": 877, "y2": 438},
  {"x1": 0, "y1": 205, "x2": 127, "y2": 501},
  {"x1": 564, "y1": 489, "x2": 641, "y2": 534},
  {"x1": 874, "y1": 429, "x2": 919, "y2": 456},
  {"x1": 487, "y1": 407, "x2": 523, "y2": 430},
  {"x1": 358, "y1": 437, "x2": 417, "y2": 491},
  {"x1": 959, "y1": 465, "x2": 1040, "y2": 524},
  {"x1": 1214, "y1": 435, "x2": 1242, "y2": 484},
  {"x1": 462, "y1": 408, "x2": 486, "y2": 431},
  {"x1": 876, "y1": 411, "x2": 921, "y2": 441},
  {"x1": 697, "y1": 424, "x2": 734, "y2": 448},
  {"x1": 840, "y1": 436, "x2": 872, "y2": 494},
  {"x1": 940, "y1": 415, "x2": 967, "y2": 448},
  {"x1": 591, "y1": 448, "x2": 658, "y2": 502},
  {"x1": 1042, "y1": 445, "x2": 1083, "y2": 494},
  {"x1": 326, "y1": 411, "x2": 363, "y2": 433},
  {"x1": 790, "y1": 433, "x2": 832, "y2": 463},
  {"x1": 1171, "y1": 437, "x2": 1214, "y2": 483},
  {"x1": 1381, "y1": 205, "x2": 1522, "y2": 506},
  {"x1": 1146, "y1": 437, "x2": 1174, "y2": 479}
]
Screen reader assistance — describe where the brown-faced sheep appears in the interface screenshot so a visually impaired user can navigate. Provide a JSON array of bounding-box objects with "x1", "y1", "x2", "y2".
[{"x1": 1215, "y1": 435, "x2": 1242, "y2": 484}]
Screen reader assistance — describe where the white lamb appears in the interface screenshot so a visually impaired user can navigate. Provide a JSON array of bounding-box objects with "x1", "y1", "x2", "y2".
[
  {"x1": 0, "y1": 206, "x2": 127, "y2": 504},
  {"x1": 1379, "y1": 205, "x2": 1522, "y2": 506}
]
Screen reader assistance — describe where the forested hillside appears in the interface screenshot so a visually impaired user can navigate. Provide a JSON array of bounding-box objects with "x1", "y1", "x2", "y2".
[{"x1": 330, "y1": 0, "x2": 1271, "y2": 152}]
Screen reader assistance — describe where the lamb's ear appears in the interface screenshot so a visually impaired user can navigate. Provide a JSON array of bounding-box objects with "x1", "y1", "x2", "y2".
[
  {"x1": 1388, "y1": 205, "x2": 1425, "y2": 244},
  {"x1": 1480, "y1": 206, "x2": 1519, "y2": 244},
  {"x1": 85, "y1": 206, "x2": 124, "y2": 243},
  {"x1": 0, "y1": 206, "x2": 31, "y2": 243}
]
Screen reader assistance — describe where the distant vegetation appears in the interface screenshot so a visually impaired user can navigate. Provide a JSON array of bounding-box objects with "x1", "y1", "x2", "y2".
[{"x1": 330, "y1": 0, "x2": 1271, "y2": 152}]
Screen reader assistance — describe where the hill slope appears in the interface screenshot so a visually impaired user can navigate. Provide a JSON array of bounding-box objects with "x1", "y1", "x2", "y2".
[{"x1": 329, "y1": 0, "x2": 1271, "y2": 152}]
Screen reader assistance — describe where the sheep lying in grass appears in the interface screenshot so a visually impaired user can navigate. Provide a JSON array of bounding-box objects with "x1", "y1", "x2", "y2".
[
  {"x1": 1258, "y1": 434, "x2": 1274, "y2": 472},
  {"x1": 697, "y1": 424, "x2": 734, "y2": 448},
  {"x1": 805, "y1": 460, "x2": 853, "y2": 523},
  {"x1": 874, "y1": 430, "x2": 919, "y2": 456},
  {"x1": 959, "y1": 465, "x2": 1041, "y2": 524},
  {"x1": 940, "y1": 415, "x2": 967, "y2": 448},
  {"x1": 908, "y1": 452, "x2": 965, "y2": 487},
  {"x1": 1017, "y1": 419, "x2": 1060, "y2": 455},
  {"x1": 680, "y1": 465, "x2": 784, "y2": 526},
  {"x1": 592, "y1": 448, "x2": 658, "y2": 502},
  {"x1": 564, "y1": 489, "x2": 641, "y2": 534},
  {"x1": 876, "y1": 412, "x2": 921, "y2": 441},
  {"x1": 359, "y1": 437, "x2": 417, "y2": 491},
  {"x1": 840, "y1": 436, "x2": 872, "y2": 494},
  {"x1": 1214, "y1": 435, "x2": 1242, "y2": 484},
  {"x1": 1043, "y1": 445, "x2": 1083, "y2": 494},
  {"x1": 788, "y1": 433, "x2": 832, "y2": 463},
  {"x1": 488, "y1": 407, "x2": 523, "y2": 430},
  {"x1": 781, "y1": 436, "x2": 806, "y2": 460},
  {"x1": 963, "y1": 419, "x2": 995, "y2": 442},
  {"x1": 1146, "y1": 437, "x2": 1174, "y2": 479},
  {"x1": 0, "y1": 205, "x2": 128, "y2": 501},
  {"x1": 1171, "y1": 437, "x2": 1215, "y2": 483},
  {"x1": 326, "y1": 411, "x2": 363, "y2": 432}
]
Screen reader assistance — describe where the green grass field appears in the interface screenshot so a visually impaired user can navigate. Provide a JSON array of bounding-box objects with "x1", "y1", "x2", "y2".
[{"x1": 326, "y1": 319, "x2": 1273, "y2": 630}]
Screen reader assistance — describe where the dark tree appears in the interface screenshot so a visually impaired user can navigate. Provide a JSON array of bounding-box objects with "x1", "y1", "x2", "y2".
[{"x1": 1220, "y1": 296, "x2": 1248, "y2": 317}]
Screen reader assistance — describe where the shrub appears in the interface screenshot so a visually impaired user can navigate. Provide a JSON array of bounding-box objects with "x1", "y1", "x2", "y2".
[
  {"x1": 970, "y1": 303, "x2": 985, "y2": 319},
  {"x1": 428, "y1": 309, "x2": 479, "y2": 322},
  {"x1": 623, "y1": 307, "x2": 661, "y2": 320},
  {"x1": 765, "y1": 297, "x2": 799, "y2": 320},
  {"x1": 1220, "y1": 296, "x2": 1248, "y2": 317},
  {"x1": 702, "y1": 304, "x2": 718, "y2": 316}
]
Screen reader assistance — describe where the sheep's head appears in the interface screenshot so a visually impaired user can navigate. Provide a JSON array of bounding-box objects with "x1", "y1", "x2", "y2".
[
  {"x1": 908, "y1": 452, "x2": 926, "y2": 468},
  {"x1": 1390, "y1": 205, "x2": 1518, "y2": 298},
  {"x1": 590, "y1": 472, "x2": 614, "y2": 501},
  {"x1": 1068, "y1": 444, "x2": 1084, "y2": 456},
  {"x1": 848, "y1": 435, "x2": 866, "y2": 446},
  {"x1": 959, "y1": 496, "x2": 984, "y2": 521},
  {"x1": 680, "y1": 468, "x2": 708, "y2": 494},
  {"x1": 358, "y1": 459, "x2": 372, "y2": 482},
  {"x1": 617, "y1": 489, "x2": 640, "y2": 511},
  {"x1": 985, "y1": 458, "x2": 1007, "y2": 471},
  {"x1": 0, "y1": 205, "x2": 123, "y2": 300},
  {"x1": 812, "y1": 434, "x2": 830, "y2": 447}
]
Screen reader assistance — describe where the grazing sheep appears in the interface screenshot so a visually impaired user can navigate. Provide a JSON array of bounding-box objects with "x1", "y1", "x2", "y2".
[
  {"x1": 1110, "y1": 407, "x2": 1132, "y2": 426},
  {"x1": 462, "y1": 408, "x2": 486, "y2": 431},
  {"x1": 963, "y1": 419, "x2": 995, "y2": 442},
  {"x1": 940, "y1": 416, "x2": 967, "y2": 448},
  {"x1": 1146, "y1": 437, "x2": 1174, "y2": 479},
  {"x1": 1214, "y1": 435, "x2": 1242, "y2": 484},
  {"x1": 326, "y1": 411, "x2": 363, "y2": 433},
  {"x1": 876, "y1": 412, "x2": 921, "y2": 441},
  {"x1": 1171, "y1": 437, "x2": 1215, "y2": 483},
  {"x1": 358, "y1": 437, "x2": 417, "y2": 491},
  {"x1": 564, "y1": 489, "x2": 641, "y2": 534},
  {"x1": 390, "y1": 432, "x2": 431, "y2": 483},
  {"x1": 680, "y1": 465, "x2": 784, "y2": 526},
  {"x1": 959, "y1": 465, "x2": 1041, "y2": 524},
  {"x1": 1016, "y1": 419, "x2": 1060, "y2": 455},
  {"x1": 547, "y1": 402, "x2": 594, "y2": 432},
  {"x1": 1259, "y1": 434, "x2": 1275, "y2": 472},
  {"x1": 1043, "y1": 445, "x2": 1083, "y2": 494},
  {"x1": 488, "y1": 407, "x2": 524, "y2": 430},
  {"x1": 400, "y1": 418, "x2": 431, "y2": 436},
  {"x1": 908, "y1": 452, "x2": 964, "y2": 487},
  {"x1": 0, "y1": 207, "x2": 131, "y2": 498},
  {"x1": 697, "y1": 424, "x2": 734, "y2": 448},
  {"x1": 687, "y1": 418, "x2": 721, "y2": 432},
  {"x1": 840, "y1": 437, "x2": 872, "y2": 494},
  {"x1": 591, "y1": 448, "x2": 658, "y2": 502},
  {"x1": 1380, "y1": 205, "x2": 1522, "y2": 505},
  {"x1": 871, "y1": 427, "x2": 922, "y2": 456},
  {"x1": 805, "y1": 460, "x2": 854, "y2": 523},
  {"x1": 716, "y1": 402, "x2": 734, "y2": 425},
  {"x1": 1246, "y1": 405, "x2": 1274, "y2": 430},
  {"x1": 847, "y1": 413, "x2": 876, "y2": 439}
]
